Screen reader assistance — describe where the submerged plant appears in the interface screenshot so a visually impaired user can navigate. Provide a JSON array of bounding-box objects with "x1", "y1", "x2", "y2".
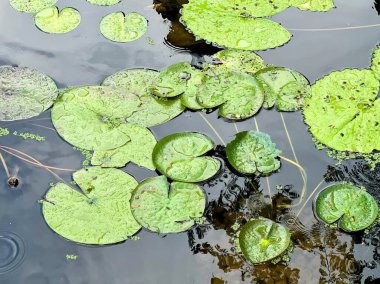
[
  {"x1": 35, "y1": 6, "x2": 81, "y2": 34},
  {"x1": 314, "y1": 184, "x2": 378, "y2": 232},
  {"x1": 10, "y1": 0, "x2": 58, "y2": 13},
  {"x1": 130, "y1": 176, "x2": 206, "y2": 233}
]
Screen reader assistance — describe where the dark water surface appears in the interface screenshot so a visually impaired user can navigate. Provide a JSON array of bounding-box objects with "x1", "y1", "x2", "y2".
[{"x1": 0, "y1": 0, "x2": 379, "y2": 283}]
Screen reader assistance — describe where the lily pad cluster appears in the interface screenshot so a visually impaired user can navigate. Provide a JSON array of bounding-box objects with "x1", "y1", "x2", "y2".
[
  {"x1": 181, "y1": 0, "x2": 335, "y2": 50},
  {"x1": 149, "y1": 50, "x2": 310, "y2": 119},
  {"x1": 314, "y1": 184, "x2": 378, "y2": 232},
  {"x1": 303, "y1": 45, "x2": 380, "y2": 153}
]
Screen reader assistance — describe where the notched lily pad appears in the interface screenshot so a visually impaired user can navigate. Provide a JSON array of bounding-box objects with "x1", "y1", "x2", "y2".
[
  {"x1": 314, "y1": 184, "x2": 378, "y2": 232},
  {"x1": 255, "y1": 67, "x2": 311, "y2": 111},
  {"x1": 100, "y1": 12, "x2": 147, "y2": 43},
  {"x1": 35, "y1": 6, "x2": 81, "y2": 34},
  {"x1": 290, "y1": 0, "x2": 335, "y2": 12},
  {"x1": 226, "y1": 131, "x2": 281, "y2": 175},
  {"x1": 371, "y1": 45, "x2": 380, "y2": 80},
  {"x1": 152, "y1": 132, "x2": 220, "y2": 182},
  {"x1": 10, "y1": 0, "x2": 58, "y2": 13},
  {"x1": 42, "y1": 167, "x2": 141, "y2": 244},
  {"x1": 130, "y1": 176, "x2": 206, "y2": 233},
  {"x1": 86, "y1": 0, "x2": 121, "y2": 5},
  {"x1": 197, "y1": 68, "x2": 264, "y2": 120},
  {"x1": 303, "y1": 69, "x2": 380, "y2": 153},
  {"x1": 239, "y1": 218, "x2": 291, "y2": 264},
  {"x1": 0, "y1": 66, "x2": 58, "y2": 121}
]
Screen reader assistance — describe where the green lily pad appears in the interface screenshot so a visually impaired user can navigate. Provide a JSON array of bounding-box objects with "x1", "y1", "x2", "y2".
[
  {"x1": 42, "y1": 167, "x2": 141, "y2": 244},
  {"x1": 211, "y1": 49, "x2": 265, "y2": 74},
  {"x1": 314, "y1": 184, "x2": 378, "y2": 232},
  {"x1": 10, "y1": 0, "x2": 58, "y2": 13},
  {"x1": 0, "y1": 66, "x2": 58, "y2": 121},
  {"x1": 196, "y1": 68, "x2": 264, "y2": 119},
  {"x1": 180, "y1": 71, "x2": 205, "y2": 110},
  {"x1": 181, "y1": 0, "x2": 292, "y2": 51},
  {"x1": 86, "y1": 0, "x2": 121, "y2": 5},
  {"x1": 35, "y1": 6, "x2": 81, "y2": 34},
  {"x1": 290, "y1": 0, "x2": 335, "y2": 11},
  {"x1": 255, "y1": 67, "x2": 311, "y2": 111},
  {"x1": 303, "y1": 69, "x2": 380, "y2": 153},
  {"x1": 102, "y1": 69, "x2": 185, "y2": 125},
  {"x1": 226, "y1": 131, "x2": 281, "y2": 175},
  {"x1": 239, "y1": 218, "x2": 291, "y2": 264},
  {"x1": 371, "y1": 45, "x2": 380, "y2": 80},
  {"x1": 91, "y1": 123, "x2": 157, "y2": 170},
  {"x1": 152, "y1": 132, "x2": 220, "y2": 182},
  {"x1": 130, "y1": 176, "x2": 206, "y2": 233},
  {"x1": 100, "y1": 12, "x2": 147, "y2": 43}
]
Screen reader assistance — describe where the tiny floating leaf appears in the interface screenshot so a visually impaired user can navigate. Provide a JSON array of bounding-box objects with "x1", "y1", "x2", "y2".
[
  {"x1": 130, "y1": 176, "x2": 206, "y2": 233},
  {"x1": 42, "y1": 167, "x2": 141, "y2": 245},
  {"x1": 226, "y1": 131, "x2": 281, "y2": 175},
  {"x1": 86, "y1": 0, "x2": 121, "y2": 6},
  {"x1": 152, "y1": 132, "x2": 220, "y2": 182},
  {"x1": 100, "y1": 12, "x2": 147, "y2": 43},
  {"x1": 35, "y1": 6, "x2": 81, "y2": 34},
  {"x1": 314, "y1": 184, "x2": 378, "y2": 232},
  {"x1": 10, "y1": 0, "x2": 58, "y2": 13},
  {"x1": 239, "y1": 218, "x2": 291, "y2": 264},
  {"x1": 290, "y1": 0, "x2": 335, "y2": 12}
]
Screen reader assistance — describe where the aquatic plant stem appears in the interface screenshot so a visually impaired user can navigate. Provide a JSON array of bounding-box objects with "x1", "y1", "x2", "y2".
[
  {"x1": 288, "y1": 23, "x2": 380, "y2": 32},
  {"x1": 198, "y1": 112, "x2": 226, "y2": 146},
  {"x1": 0, "y1": 151, "x2": 10, "y2": 178},
  {"x1": 295, "y1": 178, "x2": 325, "y2": 219}
]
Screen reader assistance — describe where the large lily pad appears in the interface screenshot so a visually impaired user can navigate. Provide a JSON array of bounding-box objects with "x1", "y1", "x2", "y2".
[
  {"x1": 152, "y1": 132, "x2": 220, "y2": 182},
  {"x1": 100, "y1": 12, "x2": 147, "y2": 43},
  {"x1": 10, "y1": 0, "x2": 57, "y2": 13},
  {"x1": 371, "y1": 45, "x2": 380, "y2": 80},
  {"x1": 239, "y1": 218, "x2": 291, "y2": 264},
  {"x1": 255, "y1": 67, "x2": 311, "y2": 111},
  {"x1": 196, "y1": 68, "x2": 264, "y2": 119},
  {"x1": 314, "y1": 184, "x2": 378, "y2": 232},
  {"x1": 290, "y1": 0, "x2": 335, "y2": 11},
  {"x1": 42, "y1": 167, "x2": 141, "y2": 244},
  {"x1": 86, "y1": 0, "x2": 121, "y2": 5},
  {"x1": 130, "y1": 176, "x2": 206, "y2": 233},
  {"x1": 35, "y1": 7, "x2": 81, "y2": 34},
  {"x1": 102, "y1": 69, "x2": 185, "y2": 125},
  {"x1": 91, "y1": 123, "x2": 157, "y2": 170},
  {"x1": 303, "y1": 69, "x2": 380, "y2": 153},
  {"x1": 181, "y1": 0, "x2": 292, "y2": 50},
  {"x1": 0, "y1": 66, "x2": 58, "y2": 121},
  {"x1": 226, "y1": 131, "x2": 281, "y2": 175}
]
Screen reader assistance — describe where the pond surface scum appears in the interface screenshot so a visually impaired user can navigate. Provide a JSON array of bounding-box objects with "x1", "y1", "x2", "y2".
[{"x1": 1, "y1": 0, "x2": 380, "y2": 283}]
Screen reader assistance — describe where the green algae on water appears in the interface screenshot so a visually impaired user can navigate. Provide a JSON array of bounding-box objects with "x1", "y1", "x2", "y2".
[
  {"x1": 13, "y1": 131, "x2": 45, "y2": 142},
  {"x1": 0, "y1": 127, "x2": 10, "y2": 137},
  {"x1": 290, "y1": 0, "x2": 335, "y2": 12},
  {"x1": 10, "y1": 0, "x2": 58, "y2": 13},
  {"x1": 86, "y1": 0, "x2": 121, "y2": 6},
  {"x1": 35, "y1": 6, "x2": 81, "y2": 34}
]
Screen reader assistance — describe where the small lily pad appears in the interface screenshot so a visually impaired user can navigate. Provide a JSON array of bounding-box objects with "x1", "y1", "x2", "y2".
[
  {"x1": 86, "y1": 0, "x2": 121, "y2": 5},
  {"x1": 42, "y1": 167, "x2": 141, "y2": 245},
  {"x1": 255, "y1": 67, "x2": 311, "y2": 111},
  {"x1": 0, "y1": 66, "x2": 58, "y2": 121},
  {"x1": 226, "y1": 131, "x2": 281, "y2": 175},
  {"x1": 239, "y1": 218, "x2": 291, "y2": 264},
  {"x1": 102, "y1": 68, "x2": 185, "y2": 125},
  {"x1": 100, "y1": 12, "x2": 147, "y2": 42},
  {"x1": 10, "y1": 0, "x2": 58, "y2": 13},
  {"x1": 314, "y1": 184, "x2": 378, "y2": 232},
  {"x1": 152, "y1": 132, "x2": 220, "y2": 182},
  {"x1": 130, "y1": 176, "x2": 206, "y2": 233},
  {"x1": 91, "y1": 123, "x2": 157, "y2": 170},
  {"x1": 35, "y1": 6, "x2": 81, "y2": 34},
  {"x1": 197, "y1": 68, "x2": 264, "y2": 120},
  {"x1": 371, "y1": 45, "x2": 380, "y2": 80},
  {"x1": 290, "y1": 0, "x2": 335, "y2": 11}
]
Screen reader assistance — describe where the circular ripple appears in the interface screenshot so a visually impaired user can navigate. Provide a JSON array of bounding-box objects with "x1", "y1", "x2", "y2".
[{"x1": 0, "y1": 232, "x2": 25, "y2": 274}]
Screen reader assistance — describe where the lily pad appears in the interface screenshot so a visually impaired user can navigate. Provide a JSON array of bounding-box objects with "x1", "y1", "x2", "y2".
[
  {"x1": 100, "y1": 12, "x2": 148, "y2": 43},
  {"x1": 42, "y1": 167, "x2": 141, "y2": 244},
  {"x1": 102, "y1": 68, "x2": 185, "y2": 125},
  {"x1": 181, "y1": 0, "x2": 292, "y2": 50},
  {"x1": 130, "y1": 176, "x2": 206, "y2": 233},
  {"x1": 35, "y1": 6, "x2": 81, "y2": 34},
  {"x1": 86, "y1": 0, "x2": 121, "y2": 5},
  {"x1": 371, "y1": 45, "x2": 380, "y2": 80},
  {"x1": 91, "y1": 123, "x2": 157, "y2": 170},
  {"x1": 196, "y1": 68, "x2": 264, "y2": 119},
  {"x1": 255, "y1": 67, "x2": 311, "y2": 111},
  {"x1": 314, "y1": 184, "x2": 378, "y2": 232},
  {"x1": 226, "y1": 131, "x2": 281, "y2": 175},
  {"x1": 239, "y1": 218, "x2": 291, "y2": 264},
  {"x1": 152, "y1": 132, "x2": 220, "y2": 182},
  {"x1": 303, "y1": 69, "x2": 380, "y2": 153},
  {"x1": 290, "y1": 0, "x2": 335, "y2": 11},
  {"x1": 0, "y1": 66, "x2": 58, "y2": 121},
  {"x1": 10, "y1": 0, "x2": 58, "y2": 13}
]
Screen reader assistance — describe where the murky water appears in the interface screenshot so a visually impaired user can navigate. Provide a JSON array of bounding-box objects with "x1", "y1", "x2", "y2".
[{"x1": 0, "y1": 0, "x2": 379, "y2": 283}]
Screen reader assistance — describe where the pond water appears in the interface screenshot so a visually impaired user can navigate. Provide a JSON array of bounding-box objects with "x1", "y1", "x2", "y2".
[{"x1": 0, "y1": 0, "x2": 379, "y2": 283}]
